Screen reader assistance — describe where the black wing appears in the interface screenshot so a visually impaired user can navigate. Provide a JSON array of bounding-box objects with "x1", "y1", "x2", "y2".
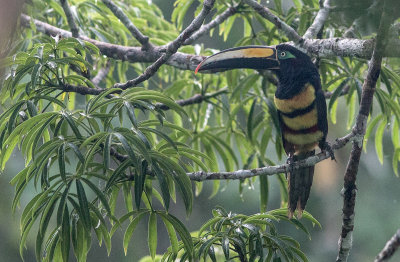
[{"x1": 315, "y1": 88, "x2": 328, "y2": 147}]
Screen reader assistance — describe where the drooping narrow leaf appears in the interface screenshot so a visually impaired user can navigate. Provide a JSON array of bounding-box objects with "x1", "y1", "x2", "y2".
[
  {"x1": 375, "y1": 118, "x2": 387, "y2": 165},
  {"x1": 123, "y1": 211, "x2": 148, "y2": 255},
  {"x1": 160, "y1": 215, "x2": 179, "y2": 255},
  {"x1": 58, "y1": 143, "x2": 66, "y2": 182},
  {"x1": 157, "y1": 211, "x2": 193, "y2": 259},
  {"x1": 148, "y1": 212, "x2": 157, "y2": 261},
  {"x1": 76, "y1": 180, "x2": 92, "y2": 230},
  {"x1": 259, "y1": 175, "x2": 269, "y2": 213}
]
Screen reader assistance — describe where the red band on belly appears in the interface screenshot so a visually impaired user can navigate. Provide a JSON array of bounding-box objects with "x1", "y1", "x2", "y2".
[{"x1": 283, "y1": 123, "x2": 319, "y2": 134}]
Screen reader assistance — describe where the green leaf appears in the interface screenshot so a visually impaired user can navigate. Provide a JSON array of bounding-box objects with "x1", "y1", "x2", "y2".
[
  {"x1": 259, "y1": 175, "x2": 269, "y2": 213},
  {"x1": 76, "y1": 180, "x2": 92, "y2": 230},
  {"x1": 393, "y1": 148, "x2": 400, "y2": 176},
  {"x1": 160, "y1": 215, "x2": 179, "y2": 255},
  {"x1": 247, "y1": 98, "x2": 257, "y2": 142},
  {"x1": 124, "y1": 101, "x2": 138, "y2": 128},
  {"x1": 61, "y1": 205, "x2": 70, "y2": 262},
  {"x1": 328, "y1": 77, "x2": 351, "y2": 111},
  {"x1": 81, "y1": 177, "x2": 111, "y2": 215},
  {"x1": 148, "y1": 212, "x2": 157, "y2": 261},
  {"x1": 62, "y1": 112, "x2": 82, "y2": 139},
  {"x1": 134, "y1": 160, "x2": 147, "y2": 210},
  {"x1": 346, "y1": 91, "x2": 357, "y2": 129},
  {"x1": 365, "y1": 115, "x2": 384, "y2": 146},
  {"x1": 114, "y1": 132, "x2": 138, "y2": 163},
  {"x1": 151, "y1": 164, "x2": 170, "y2": 210},
  {"x1": 157, "y1": 212, "x2": 193, "y2": 259},
  {"x1": 375, "y1": 118, "x2": 387, "y2": 165},
  {"x1": 58, "y1": 143, "x2": 66, "y2": 182},
  {"x1": 222, "y1": 236, "x2": 230, "y2": 260},
  {"x1": 274, "y1": 0, "x2": 283, "y2": 14},
  {"x1": 123, "y1": 211, "x2": 148, "y2": 255},
  {"x1": 392, "y1": 118, "x2": 399, "y2": 148}
]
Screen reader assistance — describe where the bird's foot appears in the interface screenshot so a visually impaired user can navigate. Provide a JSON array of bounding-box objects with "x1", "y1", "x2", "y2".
[
  {"x1": 322, "y1": 141, "x2": 336, "y2": 161},
  {"x1": 285, "y1": 154, "x2": 295, "y2": 179}
]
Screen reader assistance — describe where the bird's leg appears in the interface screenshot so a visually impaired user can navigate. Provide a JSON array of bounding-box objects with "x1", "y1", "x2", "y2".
[{"x1": 320, "y1": 141, "x2": 336, "y2": 161}]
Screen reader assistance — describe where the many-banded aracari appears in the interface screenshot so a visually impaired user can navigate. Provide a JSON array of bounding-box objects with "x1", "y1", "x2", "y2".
[{"x1": 195, "y1": 44, "x2": 333, "y2": 218}]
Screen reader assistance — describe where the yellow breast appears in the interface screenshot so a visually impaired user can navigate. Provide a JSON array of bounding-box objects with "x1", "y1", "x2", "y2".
[{"x1": 274, "y1": 83, "x2": 315, "y2": 114}]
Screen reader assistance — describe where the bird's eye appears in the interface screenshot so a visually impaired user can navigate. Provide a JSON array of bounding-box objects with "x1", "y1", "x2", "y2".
[{"x1": 280, "y1": 51, "x2": 286, "y2": 57}]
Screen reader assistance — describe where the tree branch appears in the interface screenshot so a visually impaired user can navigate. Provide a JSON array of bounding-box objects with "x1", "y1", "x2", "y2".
[
  {"x1": 60, "y1": 0, "x2": 79, "y2": 38},
  {"x1": 101, "y1": 0, "x2": 152, "y2": 49},
  {"x1": 19, "y1": 14, "x2": 204, "y2": 71},
  {"x1": 112, "y1": 0, "x2": 216, "y2": 90},
  {"x1": 155, "y1": 87, "x2": 228, "y2": 110},
  {"x1": 106, "y1": 126, "x2": 355, "y2": 181},
  {"x1": 183, "y1": 5, "x2": 238, "y2": 45},
  {"x1": 303, "y1": 0, "x2": 332, "y2": 39},
  {"x1": 336, "y1": 1, "x2": 393, "y2": 261},
  {"x1": 20, "y1": 14, "x2": 400, "y2": 72},
  {"x1": 91, "y1": 60, "x2": 111, "y2": 87},
  {"x1": 188, "y1": 131, "x2": 355, "y2": 181},
  {"x1": 324, "y1": 84, "x2": 350, "y2": 98},
  {"x1": 243, "y1": 0, "x2": 303, "y2": 44},
  {"x1": 375, "y1": 229, "x2": 400, "y2": 262}
]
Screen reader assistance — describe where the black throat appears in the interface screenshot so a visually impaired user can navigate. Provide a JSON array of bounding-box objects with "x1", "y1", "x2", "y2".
[{"x1": 274, "y1": 62, "x2": 320, "y2": 99}]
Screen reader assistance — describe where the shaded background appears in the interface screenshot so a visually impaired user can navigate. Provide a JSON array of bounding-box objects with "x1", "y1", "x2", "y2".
[{"x1": 1, "y1": 0, "x2": 400, "y2": 261}]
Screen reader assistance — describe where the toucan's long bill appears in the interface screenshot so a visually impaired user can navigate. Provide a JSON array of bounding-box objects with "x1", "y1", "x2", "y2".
[{"x1": 195, "y1": 46, "x2": 279, "y2": 74}]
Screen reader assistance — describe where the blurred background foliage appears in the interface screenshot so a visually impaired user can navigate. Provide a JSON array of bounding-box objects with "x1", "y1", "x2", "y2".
[{"x1": 0, "y1": 0, "x2": 400, "y2": 261}]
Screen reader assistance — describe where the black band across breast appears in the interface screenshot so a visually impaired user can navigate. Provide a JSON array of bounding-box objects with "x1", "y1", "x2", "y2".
[{"x1": 280, "y1": 100, "x2": 315, "y2": 118}]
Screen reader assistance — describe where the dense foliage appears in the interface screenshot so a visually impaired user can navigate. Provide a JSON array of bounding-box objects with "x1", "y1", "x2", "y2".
[{"x1": 1, "y1": 0, "x2": 399, "y2": 261}]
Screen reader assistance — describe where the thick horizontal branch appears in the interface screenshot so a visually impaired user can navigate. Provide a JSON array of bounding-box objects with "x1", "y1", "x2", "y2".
[
  {"x1": 20, "y1": 14, "x2": 400, "y2": 74},
  {"x1": 20, "y1": 14, "x2": 204, "y2": 71},
  {"x1": 375, "y1": 229, "x2": 400, "y2": 262},
  {"x1": 188, "y1": 131, "x2": 356, "y2": 181}
]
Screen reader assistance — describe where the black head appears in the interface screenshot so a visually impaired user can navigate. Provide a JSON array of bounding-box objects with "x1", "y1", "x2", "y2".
[
  {"x1": 195, "y1": 44, "x2": 321, "y2": 98},
  {"x1": 274, "y1": 44, "x2": 320, "y2": 98}
]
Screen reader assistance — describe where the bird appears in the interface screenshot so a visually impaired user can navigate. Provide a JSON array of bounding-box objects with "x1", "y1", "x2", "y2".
[{"x1": 195, "y1": 44, "x2": 334, "y2": 218}]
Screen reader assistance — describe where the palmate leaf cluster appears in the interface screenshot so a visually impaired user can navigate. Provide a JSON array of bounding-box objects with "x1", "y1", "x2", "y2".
[
  {"x1": 162, "y1": 207, "x2": 320, "y2": 262},
  {"x1": 1, "y1": 0, "x2": 400, "y2": 261},
  {"x1": 1, "y1": 34, "x2": 199, "y2": 261}
]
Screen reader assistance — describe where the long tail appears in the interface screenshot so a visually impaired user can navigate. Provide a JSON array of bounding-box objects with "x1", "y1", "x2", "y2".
[{"x1": 288, "y1": 150, "x2": 315, "y2": 219}]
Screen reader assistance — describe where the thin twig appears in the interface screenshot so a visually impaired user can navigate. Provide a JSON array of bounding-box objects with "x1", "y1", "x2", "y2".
[
  {"x1": 336, "y1": 1, "x2": 393, "y2": 261},
  {"x1": 113, "y1": 0, "x2": 216, "y2": 90},
  {"x1": 101, "y1": 0, "x2": 152, "y2": 49},
  {"x1": 155, "y1": 87, "x2": 228, "y2": 110},
  {"x1": 375, "y1": 229, "x2": 400, "y2": 262},
  {"x1": 60, "y1": 0, "x2": 79, "y2": 37},
  {"x1": 243, "y1": 0, "x2": 303, "y2": 44},
  {"x1": 184, "y1": 5, "x2": 238, "y2": 45},
  {"x1": 303, "y1": 0, "x2": 332, "y2": 39},
  {"x1": 91, "y1": 60, "x2": 111, "y2": 87},
  {"x1": 324, "y1": 84, "x2": 350, "y2": 98},
  {"x1": 54, "y1": 82, "x2": 227, "y2": 110}
]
